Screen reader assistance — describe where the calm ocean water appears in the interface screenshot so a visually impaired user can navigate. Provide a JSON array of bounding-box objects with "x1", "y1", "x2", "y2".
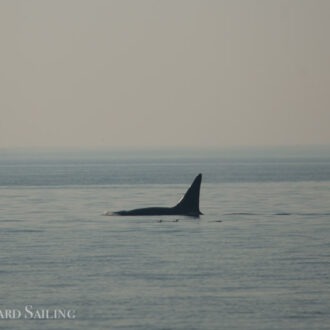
[{"x1": 0, "y1": 147, "x2": 330, "y2": 329}]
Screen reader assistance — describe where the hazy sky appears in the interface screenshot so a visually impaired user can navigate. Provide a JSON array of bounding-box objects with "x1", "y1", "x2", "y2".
[{"x1": 1, "y1": 0, "x2": 329, "y2": 148}]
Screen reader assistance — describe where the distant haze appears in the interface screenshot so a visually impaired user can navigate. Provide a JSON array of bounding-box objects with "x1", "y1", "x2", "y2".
[{"x1": 1, "y1": 0, "x2": 330, "y2": 148}]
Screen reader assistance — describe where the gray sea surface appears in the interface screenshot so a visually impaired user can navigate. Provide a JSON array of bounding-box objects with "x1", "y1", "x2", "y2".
[{"x1": 0, "y1": 147, "x2": 330, "y2": 329}]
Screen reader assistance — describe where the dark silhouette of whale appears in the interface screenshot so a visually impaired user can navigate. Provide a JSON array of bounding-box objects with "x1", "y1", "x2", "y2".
[{"x1": 113, "y1": 174, "x2": 203, "y2": 217}]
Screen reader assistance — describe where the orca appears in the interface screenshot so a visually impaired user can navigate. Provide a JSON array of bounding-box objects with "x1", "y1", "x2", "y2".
[{"x1": 113, "y1": 173, "x2": 203, "y2": 217}]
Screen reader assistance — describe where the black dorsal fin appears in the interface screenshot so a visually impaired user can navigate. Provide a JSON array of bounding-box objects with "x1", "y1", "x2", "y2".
[{"x1": 174, "y1": 174, "x2": 203, "y2": 216}]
